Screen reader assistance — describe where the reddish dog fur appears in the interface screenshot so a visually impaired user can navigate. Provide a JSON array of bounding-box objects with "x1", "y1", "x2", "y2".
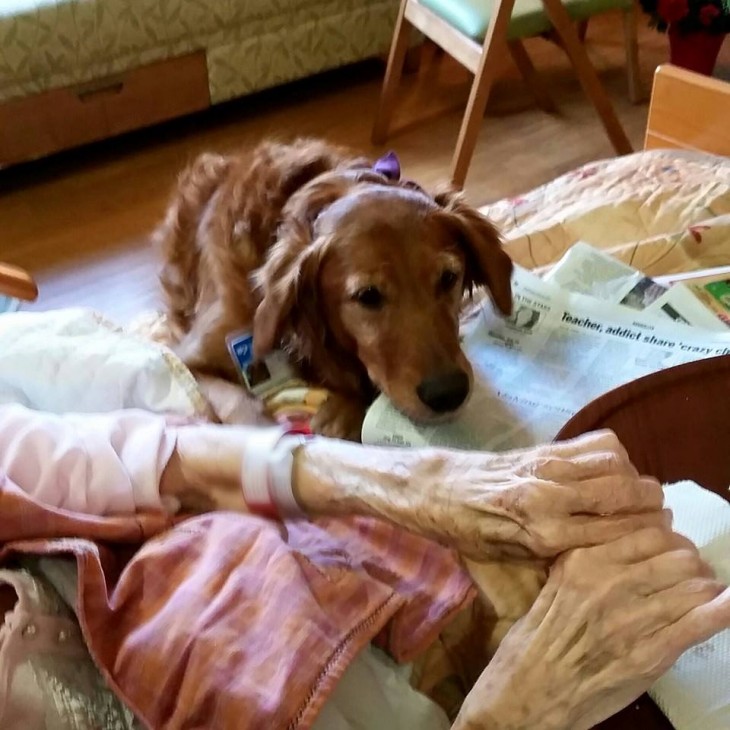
[{"x1": 156, "y1": 139, "x2": 513, "y2": 440}]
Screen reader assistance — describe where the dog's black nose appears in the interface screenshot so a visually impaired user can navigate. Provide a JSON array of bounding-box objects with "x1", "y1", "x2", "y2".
[{"x1": 417, "y1": 370, "x2": 470, "y2": 413}]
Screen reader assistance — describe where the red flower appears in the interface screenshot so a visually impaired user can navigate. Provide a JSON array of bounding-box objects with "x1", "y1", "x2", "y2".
[
  {"x1": 699, "y1": 3, "x2": 721, "y2": 25},
  {"x1": 688, "y1": 225, "x2": 710, "y2": 242},
  {"x1": 658, "y1": 0, "x2": 690, "y2": 22}
]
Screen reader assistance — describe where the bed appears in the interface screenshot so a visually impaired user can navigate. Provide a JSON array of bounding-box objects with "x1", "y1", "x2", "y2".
[
  {"x1": 1, "y1": 63, "x2": 729, "y2": 730},
  {"x1": 479, "y1": 64, "x2": 730, "y2": 278}
]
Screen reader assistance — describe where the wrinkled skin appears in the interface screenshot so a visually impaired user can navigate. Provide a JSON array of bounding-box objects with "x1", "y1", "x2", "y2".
[
  {"x1": 312, "y1": 430, "x2": 669, "y2": 561},
  {"x1": 295, "y1": 429, "x2": 730, "y2": 728},
  {"x1": 455, "y1": 526, "x2": 730, "y2": 730},
  {"x1": 165, "y1": 421, "x2": 730, "y2": 728}
]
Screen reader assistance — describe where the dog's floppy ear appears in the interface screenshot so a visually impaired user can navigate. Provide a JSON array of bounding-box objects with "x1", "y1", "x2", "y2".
[
  {"x1": 253, "y1": 172, "x2": 371, "y2": 359},
  {"x1": 252, "y1": 231, "x2": 323, "y2": 359},
  {"x1": 433, "y1": 188, "x2": 514, "y2": 316}
]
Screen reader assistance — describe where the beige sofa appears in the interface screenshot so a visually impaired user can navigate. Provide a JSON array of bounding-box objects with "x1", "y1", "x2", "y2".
[{"x1": 0, "y1": 0, "x2": 399, "y2": 166}]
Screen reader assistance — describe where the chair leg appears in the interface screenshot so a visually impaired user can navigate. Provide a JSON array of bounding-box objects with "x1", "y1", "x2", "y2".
[
  {"x1": 372, "y1": 0, "x2": 412, "y2": 144},
  {"x1": 623, "y1": 6, "x2": 643, "y2": 103},
  {"x1": 540, "y1": 0, "x2": 633, "y2": 155},
  {"x1": 403, "y1": 42, "x2": 423, "y2": 74},
  {"x1": 508, "y1": 39, "x2": 559, "y2": 114},
  {"x1": 451, "y1": 0, "x2": 519, "y2": 187},
  {"x1": 577, "y1": 19, "x2": 589, "y2": 42}
]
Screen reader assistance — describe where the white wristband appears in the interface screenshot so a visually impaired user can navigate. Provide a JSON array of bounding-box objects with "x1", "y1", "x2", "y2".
[
  {"x1": 240, "y1": 427, "x2": 311, "y2": 519},
  {"x1": 269, "y1": 434, "x2": 311, "y2": 517}
]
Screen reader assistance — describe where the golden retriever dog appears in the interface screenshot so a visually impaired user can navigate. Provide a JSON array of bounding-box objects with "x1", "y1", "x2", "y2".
[
  {"x1": 155, "y1": 138, "x2": 513, "y2": 440},
  {"x1": 155, "y1": 139, "x2": 534, "y2": 703}
]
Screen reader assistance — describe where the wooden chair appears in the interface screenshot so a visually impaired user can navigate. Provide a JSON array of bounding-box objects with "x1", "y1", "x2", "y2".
[
  {"x1": 644, "y1": 64, "x2": 730, "y2": 156},
  {"x1": 0, "y1": 262, "x2": 38, "y2": 305},
  {"x1": 373, "y1": 0, "x2": 638, "y2": 187}
]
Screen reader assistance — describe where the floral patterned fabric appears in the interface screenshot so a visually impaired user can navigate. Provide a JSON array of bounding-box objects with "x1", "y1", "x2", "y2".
[
  {"x1": 0, "y1": 0, "x2": 398, "y2": 103},
  {"x1": 480, "y1": 149, "x2": 730, "y2": 277}
]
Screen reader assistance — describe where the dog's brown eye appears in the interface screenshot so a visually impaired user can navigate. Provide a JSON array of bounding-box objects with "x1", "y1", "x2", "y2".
[
  {"x1": 439, "y1": 269, "x2": 459, "y2": 293},
  {"x1": 353, "y1": 286, "x2": 385, "y2": 310}
]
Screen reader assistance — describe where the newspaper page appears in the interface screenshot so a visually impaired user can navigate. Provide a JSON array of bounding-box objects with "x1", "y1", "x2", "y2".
[
  {"x1": 656, "y1": 266, "x2": 730, "y2": 328},
  {"x1": 544, "y1": 242, "x2": 667, "y2": 308},
  {"x1": 545, "y1": 242, "x2": 727, "y2": 331},
  {"x1": 360, "y1": 267, "x2": 730, "y2": 451},
  {"x1": 646, "y1": 284, "x2": 729, "y2": 330}
]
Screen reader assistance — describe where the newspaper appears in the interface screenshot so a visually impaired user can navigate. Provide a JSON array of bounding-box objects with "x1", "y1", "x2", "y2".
[
  {"x1": 360, "y1": 266, "x2": 730, "y2": 451},
  {"x1": 544, "y1": 241, "x2": 667, "y2": 307},
  {"x1": 544, "y1": 242, "x2": 728, "y2": 331},
  {"x1": 656, "y1": 265, "x2": 730, "y2": 328}
]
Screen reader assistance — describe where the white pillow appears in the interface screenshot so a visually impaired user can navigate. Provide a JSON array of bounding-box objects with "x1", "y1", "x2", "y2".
[{"x1": 0, "y1": 308, "x2": 206, "y2": 417}]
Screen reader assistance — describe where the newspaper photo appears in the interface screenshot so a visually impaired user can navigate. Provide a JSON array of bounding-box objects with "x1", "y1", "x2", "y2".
[
  {"x1": 545, "y1": 242, "x2": 728, "y2": 331},
  {"x1": 361, "y1": 266, "x2": 730, "y2": 451},
  {"x1": 544, "y1": 241, "x2": 667, "y2": 307}
]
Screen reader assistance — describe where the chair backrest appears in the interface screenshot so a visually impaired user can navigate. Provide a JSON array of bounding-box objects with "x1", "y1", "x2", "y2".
[
  {"x1": 0, "y1": 263, "x2": 38, "y2": 309},
  {"x1": 557, "y1": 354, "x2": 730, "y2": 495},
  {"x1": 645, "y1": 64, "x2": 730, "y2": 157}
]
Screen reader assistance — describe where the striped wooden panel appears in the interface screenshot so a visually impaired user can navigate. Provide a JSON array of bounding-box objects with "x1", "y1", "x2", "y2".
[{"x1": 645, "y1": 64, "x2": 730, "y2": 157}]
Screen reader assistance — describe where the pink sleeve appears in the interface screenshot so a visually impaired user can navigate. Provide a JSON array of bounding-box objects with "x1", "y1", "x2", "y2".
[{"x1": 0, "y1": 404, "x2": 178, "y2": 516}]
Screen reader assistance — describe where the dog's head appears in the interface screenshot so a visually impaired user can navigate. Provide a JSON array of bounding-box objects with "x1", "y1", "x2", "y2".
[{"x1": 253, "y1": 170, "x2": 513, "y2": 423}]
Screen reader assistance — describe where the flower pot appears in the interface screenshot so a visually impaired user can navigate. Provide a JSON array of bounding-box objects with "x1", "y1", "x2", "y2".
[{"x1": 668, "y1": 27, "x2": 726, "y2": 75}]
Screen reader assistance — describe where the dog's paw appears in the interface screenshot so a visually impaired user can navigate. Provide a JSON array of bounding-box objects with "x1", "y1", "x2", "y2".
[
  {"x1": 195, "y1": 374, "x2": 271, "y2": 426},
  {"x1": 310, "y1": 394, "x2": 366, "y2": 442}
]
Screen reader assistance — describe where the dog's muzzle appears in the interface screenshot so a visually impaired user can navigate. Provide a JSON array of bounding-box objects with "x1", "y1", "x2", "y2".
[{"x1": 416, "y1": 370, "x2": 470, "y2": 413}]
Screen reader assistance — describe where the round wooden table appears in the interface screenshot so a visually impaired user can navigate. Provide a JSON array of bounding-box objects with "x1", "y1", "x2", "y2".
[{"x1": 556, "y1": 354, "x2": 730, "y2": 729}]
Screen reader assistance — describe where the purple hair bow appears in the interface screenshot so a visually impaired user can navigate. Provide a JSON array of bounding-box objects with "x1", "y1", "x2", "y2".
[
  {"x1": 373, "y1": 150, "x2": 402, "y2": 181},
  {"x1": 372, "y1": 150, "x2": 427, "y2": 195}
]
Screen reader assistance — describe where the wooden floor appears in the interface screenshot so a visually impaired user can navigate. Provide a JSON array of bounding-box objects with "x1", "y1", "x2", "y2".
[{"x1": 2, "y1": 15, "x2": 729, "y2": 324}]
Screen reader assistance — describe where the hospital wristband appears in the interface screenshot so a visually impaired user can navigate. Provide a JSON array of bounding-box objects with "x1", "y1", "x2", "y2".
[{"x1": 240, "y1": 426, "x2": 312, "y2": 519}]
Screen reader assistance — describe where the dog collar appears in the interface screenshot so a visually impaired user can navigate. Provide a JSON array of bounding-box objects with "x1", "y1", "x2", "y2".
[{"x1": 226, "y1": 329, "x2": 331, "y2": 432}]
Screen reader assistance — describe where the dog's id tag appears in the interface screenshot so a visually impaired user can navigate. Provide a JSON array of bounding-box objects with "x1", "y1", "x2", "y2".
[{"x1": 226, "y1": 330, "x2": 299, "y2": 398}]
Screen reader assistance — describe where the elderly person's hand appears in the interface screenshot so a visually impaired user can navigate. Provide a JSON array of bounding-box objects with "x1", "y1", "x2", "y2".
[
  {"x1": 453, "y1": 526, "x2": 730, "y2": 730},
  {"x1": 295, "y1": 430, "x2": 667, "y2": 561}
]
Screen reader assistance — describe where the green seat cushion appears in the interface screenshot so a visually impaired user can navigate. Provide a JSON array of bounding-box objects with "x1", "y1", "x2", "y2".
[{"x1": 419, "y1": 0, "x2": 633, "y2": 41}]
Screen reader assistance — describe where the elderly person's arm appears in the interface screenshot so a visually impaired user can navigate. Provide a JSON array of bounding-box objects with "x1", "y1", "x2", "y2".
[
  {"x1": 4, "y1": 402, "x2": 729, "y2": 729},
  {"x1": 167, "y1": 416, "x2": 667, "y2": 560},
  {"x1": 0, "y1": 403, "x2": 666, "y2": 561},
  {"x1": 166, "y1": 416, "x2": 730, "y2": 728},
  {"x1": 292, "y1": 432, "x2": 667, "y2": 560}
]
